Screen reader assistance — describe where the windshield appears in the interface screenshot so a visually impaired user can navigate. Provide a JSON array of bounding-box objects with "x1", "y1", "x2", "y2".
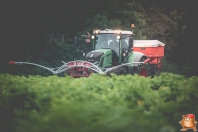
[
  {"x1": 95, "y1": 34, "x2": 117, "y2": 49},
  {"x1": 95, "y1": 34, "x2": 129, "y2": 50}
]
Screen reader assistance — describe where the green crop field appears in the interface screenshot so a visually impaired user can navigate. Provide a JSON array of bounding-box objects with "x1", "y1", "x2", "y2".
[{"x1": 0, "y1": 73, "x2": 198, "y2": 132}]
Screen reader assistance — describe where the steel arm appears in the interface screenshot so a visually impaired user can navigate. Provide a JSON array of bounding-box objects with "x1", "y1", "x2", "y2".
[
  {"x1": 9, "y1": 60, "x2": 104, "y2": 74},
  {"x1": 9, "y1": 60, "x2": 145, "y2": 75}
]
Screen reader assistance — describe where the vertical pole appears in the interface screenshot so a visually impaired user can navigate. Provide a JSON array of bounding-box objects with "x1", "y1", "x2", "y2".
[
  {"x1": 92, "y1": 40, "x2": 95, "y2": 50},
  {"x1": 119, "y1": 39, "x2": 122, "y2": 63}
]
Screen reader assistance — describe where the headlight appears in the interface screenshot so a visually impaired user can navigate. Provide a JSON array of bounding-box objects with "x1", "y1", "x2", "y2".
[
  {"x1": 94, "y1": 30, "x2": 100, "y2": 34},
  {"x1": 117, "y1": 36, "x2": 120, "y2": 39},
  {"x1": 122, "y1": 52, "x2": 126, "y2": 57},
  {"x1": 114, "y1": 30, "x2": 121, "y2": 34},
  {"x1": 91, "y1": 36, "x2": 95, "y2": 39}
]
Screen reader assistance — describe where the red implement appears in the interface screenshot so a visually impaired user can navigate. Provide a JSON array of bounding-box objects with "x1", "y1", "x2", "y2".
[{"x1": 133, "y1": 40, "x2": 165, "y2": 73}]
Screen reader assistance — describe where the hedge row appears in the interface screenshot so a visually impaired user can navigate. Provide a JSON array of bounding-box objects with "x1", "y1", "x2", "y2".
[{"x1": 0, "y1": 73, "x2": 198, "y2": 132}]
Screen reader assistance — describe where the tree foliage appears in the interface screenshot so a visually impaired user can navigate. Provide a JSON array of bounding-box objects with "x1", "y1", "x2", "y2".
[{"x1": 1, "y1": 0, "x2": 197, "y2": 76}]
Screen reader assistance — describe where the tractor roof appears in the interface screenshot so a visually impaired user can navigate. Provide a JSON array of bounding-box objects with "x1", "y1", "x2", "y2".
[{"x1": 94, "y1": 29, "x2": 133, "y2": 35}]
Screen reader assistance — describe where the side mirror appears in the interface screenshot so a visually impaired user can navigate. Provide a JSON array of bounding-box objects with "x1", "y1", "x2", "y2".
[
  {"x1": 128, "y1": 37, "x2": 134, "y2": 48},
  {"x1": 74, "y1": 37, "x2": 78, "y2": 47}
]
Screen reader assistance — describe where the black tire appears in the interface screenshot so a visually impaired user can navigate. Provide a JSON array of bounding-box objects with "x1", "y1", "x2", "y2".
[
  {"x1": 134, "y1": 57, "x2": 151, "y2": 77},
  {"x1": 114, "y1": 66, "x2": 127, "y2": 75},
  {"x1": 135, "y1": 63, "x2": 150, "y2": 77}
]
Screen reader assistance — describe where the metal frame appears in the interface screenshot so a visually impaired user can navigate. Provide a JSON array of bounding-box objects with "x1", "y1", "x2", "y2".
[{"x1": 10, "y1": 60, "x2": 144, "y2": 75}]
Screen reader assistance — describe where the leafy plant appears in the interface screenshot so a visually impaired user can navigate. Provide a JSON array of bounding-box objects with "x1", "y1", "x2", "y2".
[{"x1": 0, "y1": 73, "x2": 197, "y2": 132}]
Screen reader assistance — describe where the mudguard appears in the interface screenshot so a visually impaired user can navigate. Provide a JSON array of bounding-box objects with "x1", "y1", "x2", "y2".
[{"x1": 127, "y1": 51, "x2": 147, "y2": 67}]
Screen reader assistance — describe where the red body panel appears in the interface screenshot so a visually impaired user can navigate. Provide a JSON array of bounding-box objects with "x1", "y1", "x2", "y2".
[
  {"x1": 133, "y1": 45, "x2": 164, "y2": 73},
  {"x1": 133, "y1": 46, "x2": 164, "y2": 58}
]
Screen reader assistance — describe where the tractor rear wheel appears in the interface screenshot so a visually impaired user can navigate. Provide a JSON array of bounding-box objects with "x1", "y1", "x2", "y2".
[
  {"x1": 137, "y1": 63, "x2": 150, "y2": 77},
  {"x1": 134, "y1": 57, "x2": 151, "y2": 77}
]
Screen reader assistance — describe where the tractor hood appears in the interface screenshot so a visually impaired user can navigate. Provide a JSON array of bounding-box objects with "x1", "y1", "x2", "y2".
[{"x1": 85, "y1": 49, "x2": 112, "y2": 63}]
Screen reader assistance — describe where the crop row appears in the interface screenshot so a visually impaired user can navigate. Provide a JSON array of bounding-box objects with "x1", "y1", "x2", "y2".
[{"x1": 0, "y1": 73, "x2": 198, "y2": 132}]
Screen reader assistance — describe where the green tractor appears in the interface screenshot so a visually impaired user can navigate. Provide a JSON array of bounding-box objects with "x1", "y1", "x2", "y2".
[{"x1": 9, "y1": 24, "x2": 165, "y2": 77}]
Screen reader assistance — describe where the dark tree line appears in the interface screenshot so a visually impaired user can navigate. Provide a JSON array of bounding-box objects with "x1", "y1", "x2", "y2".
[{"x1": 1, "y1": 0, "x2": 197, "y2": 77}]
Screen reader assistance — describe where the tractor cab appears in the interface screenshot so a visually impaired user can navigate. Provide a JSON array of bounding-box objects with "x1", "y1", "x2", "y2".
[
  {"x1": 89, "y1": 29, "x2": 134, "y2": 66},
  {"x1": 92, "y1": 29, "x2": 133, "y2": 54},
  {"x1": 94, "y1": 33, "x2": 127, "y2": 56}
]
